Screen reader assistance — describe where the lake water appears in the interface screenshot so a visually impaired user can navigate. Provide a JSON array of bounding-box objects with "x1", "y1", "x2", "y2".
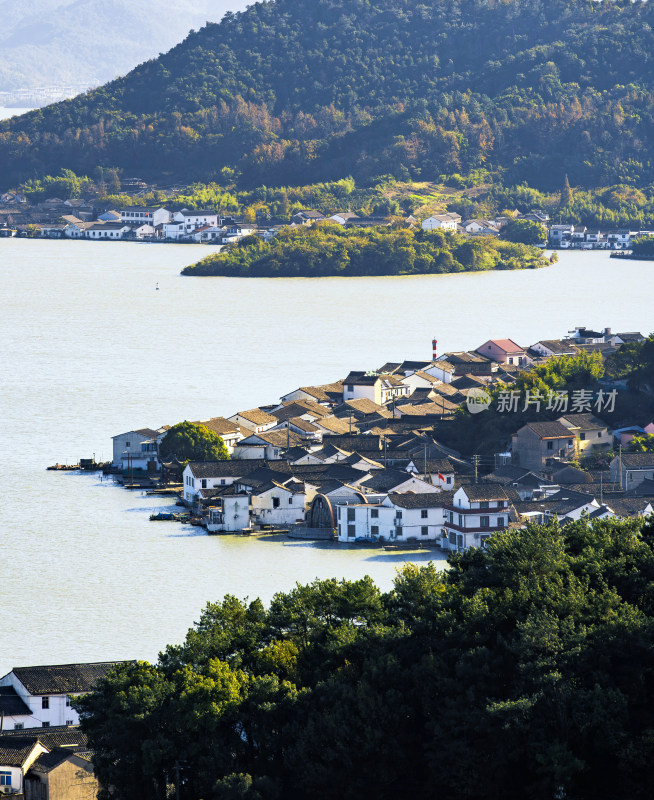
[{"x1": 1, "y1": 239, "x2": 652, "y2": 675}]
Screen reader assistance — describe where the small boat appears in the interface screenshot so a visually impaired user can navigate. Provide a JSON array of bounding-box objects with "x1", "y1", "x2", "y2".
[{"x1": 149, "y1": 512, "x2": 176, "y2": 521}]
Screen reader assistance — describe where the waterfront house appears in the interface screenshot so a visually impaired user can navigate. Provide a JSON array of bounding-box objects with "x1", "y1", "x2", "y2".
[
  {"x1": 549, "y1": 224, "x2": 574, "y2": 245},
  {"x1": 530, "y1": 339, "x2": 579, "y2": 358},
  {"x1": 279, "y1": 383, "x2": 344, "y2": 406},
  {"x1": 405, "y1": 457, "x2": 455, "y2": 488},
  {"x1": 25, "y1": 748, "x2": 96, "y2": 800},
  {"x1": 512, "y1": 422, "x2": 576, "y2": 472},
  {"x1": 421, "y1": 213, "x2": 461, "y2": 231},
  {"x1": 163, "y1": 220, "x2": 186, "y2": 240},
  {"x1": 111, "y1": 428, "x2": 160, "y2": 472},
  {"x1": 173, "y1": 209, "x2": 220, "y2": 234},
  {"x1": 0, "y1": 662, "x2": 128, "y2": 730},
  {"x1": 441, "y1": 485, "x2": 512, "y2": 552},
  {"x1": 120, "y1": 207, "x2": 170, "y2": 227},
  {"x1": 85, "y1": 222, "x2": 131, "y2": 240},
  {"x1": 182, "y1": 459, "x2": 269, "y2": 504}
]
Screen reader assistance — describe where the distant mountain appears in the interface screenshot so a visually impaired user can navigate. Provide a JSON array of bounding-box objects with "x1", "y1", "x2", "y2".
[
  {"x1": 0, "y1": 0, "x2": 248, "y2": 93},
  {"x1": 3, "y1": 0, "x2": 654, "y2": 190}
]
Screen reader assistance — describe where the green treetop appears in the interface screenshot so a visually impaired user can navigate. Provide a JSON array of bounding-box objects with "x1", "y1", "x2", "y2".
[{"x1": 159, "y1": 421, "x2": 229, "y2": 462}]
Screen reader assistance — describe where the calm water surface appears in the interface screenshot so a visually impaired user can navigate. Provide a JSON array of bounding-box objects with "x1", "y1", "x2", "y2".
[{"x1": 1, "y1": 239, "x2": 652, "y2": 674}]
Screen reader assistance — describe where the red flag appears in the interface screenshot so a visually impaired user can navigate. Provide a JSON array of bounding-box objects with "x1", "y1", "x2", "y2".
[{"x1": 438, "y1": 472, "x2": 445, "y2": 482}]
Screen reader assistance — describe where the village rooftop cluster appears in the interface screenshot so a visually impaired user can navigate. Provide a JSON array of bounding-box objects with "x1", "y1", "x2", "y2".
[
  {"x1": 111, "y1": 326, "x2": 654, "y2": 551},
  {"x1": 0, "y1": 191, "x2": 647, "y2": 249}
]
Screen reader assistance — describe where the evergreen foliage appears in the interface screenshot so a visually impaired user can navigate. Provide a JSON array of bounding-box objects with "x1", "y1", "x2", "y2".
[
  {"x1": 77, "y1": 516, "x2": 654, "y2": 800},
  {"x1": 5, "y1": 0, "x2": 654, "y2": 190},
  {"x1": 182, "y1": 223, "x2": 549, "y2": 277},
  {"x1": 159, "y1": 421, "x2": 229, "y2": 462}
]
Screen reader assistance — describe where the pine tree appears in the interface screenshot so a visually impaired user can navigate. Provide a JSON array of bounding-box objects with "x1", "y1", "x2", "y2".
[{"x1": 560, "y1": 174, "x2": 573, "y2": 207}]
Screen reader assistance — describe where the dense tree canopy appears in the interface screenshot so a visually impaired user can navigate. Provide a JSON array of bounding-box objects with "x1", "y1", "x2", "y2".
[
  {"x1": 500, "y1": 217, "x2": 547, "y2": 244},
  {"x1": 5, "y1": 0, "x2": 654, "y2": 190},
  {"x1": 159, "y1": 421, "x2": 229, "y2": 462},
  {"x1": 78, "y1": 515, "x2": 654, "y2": 800},
  {"x1": 182, "y1": 223, "x2": 549, "y2": 277}
]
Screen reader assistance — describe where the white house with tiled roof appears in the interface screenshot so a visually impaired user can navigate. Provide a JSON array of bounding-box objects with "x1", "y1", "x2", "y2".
[
  {"x1": 476, "y1": 338, "x2": 529, "y2": 366},
  {"x1": 111, "y1": 428, "x2": 160, "y2": 470},
  {"x1": 182, "y1": 459, "x2": 267, "y2": 504},
  {"x1": 441, "y1": 485, "x2": 512, "y2": 552},
  {"x1": 421, "y1": 212, "x2": 461, "y2": 231},
  {"x1": 228, "y1": 408, "x2": 277, "y2": 434},
  {"x1": 0, "y1": 662, "x2": 128, "y2": 730}
]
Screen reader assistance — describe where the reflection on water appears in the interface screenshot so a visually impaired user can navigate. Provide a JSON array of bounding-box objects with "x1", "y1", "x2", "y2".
[{"x1": 2, "y1": 239, "x2": 652, "y2": 673}]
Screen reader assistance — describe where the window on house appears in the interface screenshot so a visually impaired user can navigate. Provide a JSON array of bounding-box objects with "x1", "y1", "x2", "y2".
[
  {"x1": 421, "y1": 526, "x2": 429, "y2": 536},
  {"x1": 421, "y1": 509, "x2": 428, "y2": 518},
  {"x1": 66, "y1": 719, "x2": 74, "y2": 726},
  {"x1": 458, "y1": 514, "x2": 463, "y2": 526},
  {"x1": 568, "y1": 440, "x2": 573, "y2": 447},
  {"x1": 347, "y1": 508, "x2": 355, "y2": 521},
  {"x1": 0, "y1": 773, "x2": 12, "y2": 787},
  {"x1": 448, "y1": 531, "x2": 456, "y2": 544},
  {"x1": 65, "y1": 696, "x2": 71, "y2": 706},
  {"x1": 221, "y1": 479, "x2": 226, "y2": 485},
  {"x1": 480, "y1": 516, "x2": 490, "y2": 528},
  {"x1": 347, "y1": 385, "x2": 353, "y2": 392},
  {"x1": 547, "y1": 441, "x2": 554, "y2": 450},
  {"x1": 125, "y1": 441, "x2": 131, "y2": 448},
  {"x1": 14, "y1": 723, "x2": 23, "y2": 730},
  {"x1": 598, "y1": 431, "x2": 602, "y2": 438},
  {"x1": 42, "y1": 697, "x2": 49, "y2": 709},
  {"x1": 371, "y1": 509, "x2": 379, "y2": 518},
  {"x1": 288, "y1": 497, "x2": 293, "y2": 504},
  {"x1": 580, "y1": 432, "x2": 586, "y2": 441},
  {"x1": 480, "y1": 501, "x2": 489, "y2": 509},
  {"x1": 446, "y1": 476, "x2": 452, "y2": 484},
  {"x1": 272, "y1": 497, "x2": 280, "y2": 509},
  {"x1": 347, "y1": 525, "x2": 355, "y2": 538},
  {"x1": 338, "y1": 507, "x2": 341, "y2": 520},
  {"x1": 371, "y1": 525, "x2": 379, "y2": 536},
  {"x1": 42, "y1": 722, "x2": 50, "y2": 728},
  {"x1": 498, "y1": 517, "x2": 505, "y2": 528},
  {"x1": 201, "y1": 479, "x2": 207, "y2": 489}
]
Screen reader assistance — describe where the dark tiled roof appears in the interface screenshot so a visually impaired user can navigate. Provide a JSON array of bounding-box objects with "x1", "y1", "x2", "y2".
[
  {"x1": 620, "y1": 453, "x2": 654, "y2": 468},
  {"x1": 12, "y1": 662, "x2": 128, "y2": 695},
  {"x1": 235, "y1": 408, "x2": 277, "y2": 425},
  {"x1": 0, "y1": 739, "x2": 39, "y2": 767},
  {"x1": 360, "y1": 469, "x2": 417, "y2": 492},
  {"x1": 188, "y1": 459, "x2": 266, "y2": 479},
  {"x1": 30, "y1": 749, "x2": 75, "y2": 774},
  {"x1": 0, "y1": 726, "x2": 87, "y2": 751},
  {"x1": 522, "y1": 422, "x2": 574, "y2": 439},
  {"x1": 461, "y1": 485, "x2": 510, "y2": 501},
  {"x1": 559, "y1": 413, "x2": 607, "y2": 431},
  {"x1": 388, "y1": 491, "x2": 454, "y2": 509},
  {"x1": 192, "y1": 417, "x2": 240, "y2": 436},
  {"x1": 0, "y1": 686, "x2": 31, "y2": 716}
]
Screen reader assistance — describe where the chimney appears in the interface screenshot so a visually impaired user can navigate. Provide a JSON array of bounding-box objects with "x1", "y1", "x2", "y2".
[{"x1": 432, "y1": 337, "x2": 438, "y2": 361}]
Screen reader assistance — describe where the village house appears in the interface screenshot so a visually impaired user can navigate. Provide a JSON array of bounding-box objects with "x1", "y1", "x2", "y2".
[
  {"x1": 120, "y1": 207, "x2": 170, "y2": 227},
  {"x1": 231, "y1": 430, "x2": 307, "y2": 460},
  {"x1": 512, "y1": 421, "x2": 576, "y2": 472},
  {"x1": 290, "y1": 209, "x2": 325, "y2": 225},
  {"x1": 529, "y1": 339, "x2": 579, "y2": 358},
  {"x1": 191, "y1": 417, "x2": 244, "y2": 453},
  {"x1": 0, "y1": 739, "x2": 47, "y2": 795},
  {"x1": 111, "y1": 428, "x2": 160, "y2": 472},
  {"x1": 173, "y1": 209, "x2": 220, "y2": 234},
  {"x1": 25, "y1": 748, "x2": 96, "y2": 800},
  {"x1": 421, "y1": 212, "x2": 461, "y2": 231},
  {"x1": 0, "y1": 662, "x2": 128, "y2": 730},
  {"x1": 558, "y1": 413, "x2": 611, "y2": 453},
  {"x1": 476, "y1": 338, "x2": 529, "y2": 366},
  {"x1": 85, "y1": 222, "x2": 132, "y2": 240},
  {"x1": 441, "y1": 485, "x2": 512, "y2": 552},
  {"x1": 405, "y1": 457, "x2": 455, "y2": 488},
  {"x1": 182, "y1": 460, "x2": 268, "y2": 505},
  {"x1": 330, "y1": 212, "x2": 360, "y2": 225},
  {"x1": 228, "y1": 408, "x2": 277, "y2": 434},
  {"x1": 610, "y1": 452, "x2": 654, "y2": 491}
]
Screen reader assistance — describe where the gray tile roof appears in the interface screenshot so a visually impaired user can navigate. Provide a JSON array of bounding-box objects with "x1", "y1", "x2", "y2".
[
  {"x1": 522, "y1": 422, "x2": 574, "y2": 439},
  {"x1": 12, "y1": 662, "x2": 129, "y2": 695},
  {"x1": 388, "y1": 491, "x2": 454, "y2": 509},
  {"x1": 188, "y1": 459, "x2": 265, "y2": 479},
  {"x1": 461, "y1": 485, "x2": 510, "y2": 501},
  {"x1": 0, "y1": 726, "x2": 87, "y2": 750},
  {"x1": 0, "y1": 739, "x2": 39, "y2": 767}
]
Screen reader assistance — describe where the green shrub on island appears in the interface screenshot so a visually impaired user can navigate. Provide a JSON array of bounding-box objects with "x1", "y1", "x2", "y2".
[
  {"x1": 182, "y1": 224, "x2": 549, "y2": 278},
  {"x1": 77, "y1": 516, "x2": 654, "y2": 800}
]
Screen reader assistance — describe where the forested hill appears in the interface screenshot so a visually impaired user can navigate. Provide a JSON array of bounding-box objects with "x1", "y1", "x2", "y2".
[{"x1": 3, "y1": 0, "x2": 654, "y2": 190}]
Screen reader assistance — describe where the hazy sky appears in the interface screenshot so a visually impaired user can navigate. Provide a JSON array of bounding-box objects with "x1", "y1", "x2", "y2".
[{"x1": 0, "y1": 0, "x2": 251, "y2": 92}]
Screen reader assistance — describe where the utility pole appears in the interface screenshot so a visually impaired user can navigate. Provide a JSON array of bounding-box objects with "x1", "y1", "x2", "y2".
[
  {"x1": 473, "y1": 454, "x2": 480, "y2": 484},
  {"x1": 619, "y1": 443, "x2": 623, "y2": 490},
  {"x1": 174, "y1": 762, "x2": 181, "y2": 800}
]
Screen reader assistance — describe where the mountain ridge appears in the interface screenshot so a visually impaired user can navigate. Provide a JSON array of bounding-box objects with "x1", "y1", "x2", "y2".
[{"x1": 2, "y1": 0, "x2": 654, "y2": 190}]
